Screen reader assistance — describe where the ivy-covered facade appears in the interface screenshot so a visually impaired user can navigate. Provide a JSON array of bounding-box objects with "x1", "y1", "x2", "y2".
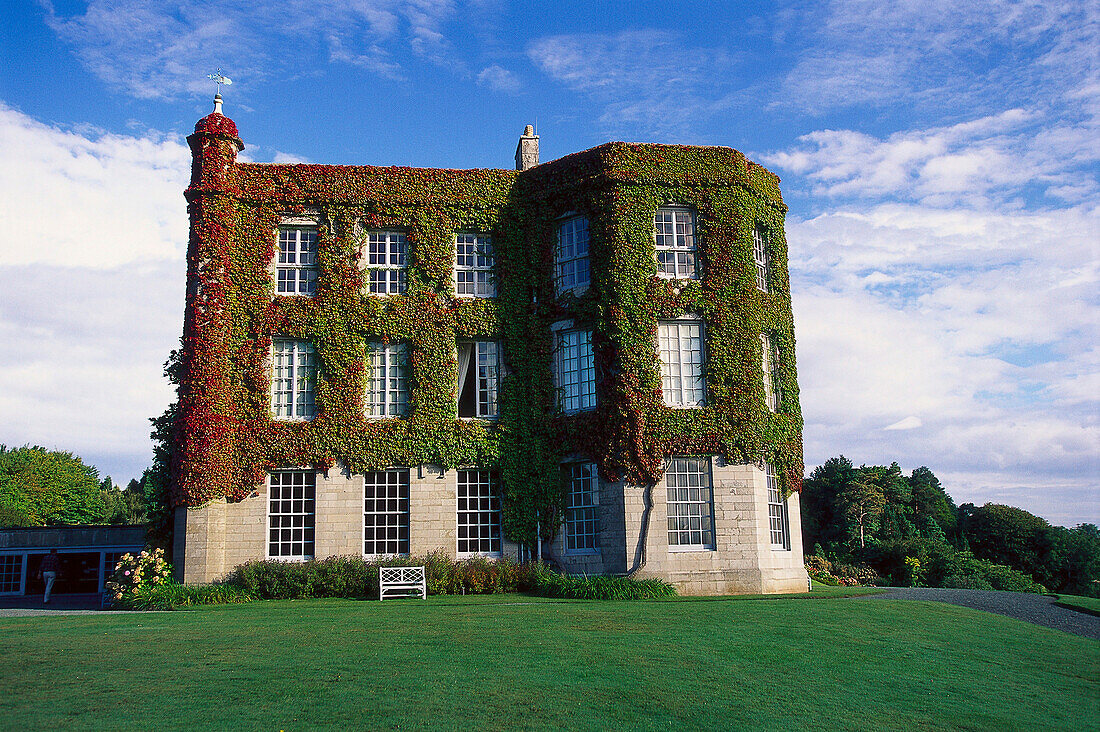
[{"x1": 173, "y1": 100, "x2": 808, "y2": 594}]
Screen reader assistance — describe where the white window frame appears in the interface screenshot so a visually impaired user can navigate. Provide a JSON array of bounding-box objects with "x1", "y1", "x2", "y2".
[
  {"x1": 275, "y1": 224, "x2": 319, "y2": 296},
  {"x1": 666, "y1": 457, "x2": 716, "y2": 551},
  {"x1": 761, "y1": 332, "x2": 780, "y2": 412},
  {"x1": 271, "y1": 339, "x2": 318, "y2": 420},
  {"x1": 555, "y1": 214, "x2": 591, "y2": 295},
  {"x1": 457, "y1": 469, "x2": 502, "y2": 557},
  {"x1": 563, "y1": 461, "x2": 599, "y2": 554},
  {"x1": 554, "y1": 326, "x2": 596, "y2": 413},
  {"x1": 454, "y1": 233, "x2": 495, "y2": 297},
  {"x1": 766, "y1": 463, "x2": 791, "y2": 550},
  {"x1": 658, "y1": 320, "x2": 706, "y2": 408},
  {"x1": 654, "y1": 207, "x2": 698, "y2": 279},
  {"x1": 267, "y1": 471, "x2": 316, "y2": 560},
  {"x1": 457, "y1": 341, "x2": 500, "y2": 419},
  {"x1": 365, "y1": 342, "x2": 409, "y2": 418},
  {"x1": 364, "y1": 230, "x2": 408, "y2": 295},
  {"x1": 363, "y1": 469, "x2": 411, "y2": 557},
  {"x1": 752, "y1": 225, "x2": 771, "y2": 293},
  {"x1": 0, "y1": 554, "x2": 24, "y2": 595}
]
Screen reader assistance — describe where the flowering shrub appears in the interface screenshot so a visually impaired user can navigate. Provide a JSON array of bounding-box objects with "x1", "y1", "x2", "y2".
[
  {"x1": 105, "y1": 548, "x2": 172, "y2": 607},
  {"x1": 804, "y1": 555, "x2": 879, "y2": 587}
]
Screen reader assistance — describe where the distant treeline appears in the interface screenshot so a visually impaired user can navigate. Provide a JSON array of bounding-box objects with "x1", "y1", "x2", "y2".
[{"x1": 802, "y1": 456, "x2": 1100, "y2": 596}]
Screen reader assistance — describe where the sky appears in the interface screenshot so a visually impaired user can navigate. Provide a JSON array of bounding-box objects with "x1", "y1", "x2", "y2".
[{"x1": 0, "y1": 0, "x2": 1096, "y2": 526}]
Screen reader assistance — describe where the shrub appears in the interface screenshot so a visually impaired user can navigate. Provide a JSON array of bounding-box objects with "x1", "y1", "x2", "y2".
[
  {"x1": 105, "y1": 548, "x2": 172, "y2": 607},
  {"x1": 224, "y1": 553, "x2": 537, "y2": 600},
  {"x1": 942, "y1": 574, "x2": 994, "y2": 591},
  {"x1": 529, "y1": 565, "x2": 676, "y2": 600},
  {"x1": 117, "y1": 581, "x2": 255, "y2": 610}
]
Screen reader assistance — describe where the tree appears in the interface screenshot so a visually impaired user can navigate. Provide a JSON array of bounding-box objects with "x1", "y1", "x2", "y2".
[
  {"x1": 0, "y1": 445, "x2": 106, "y2": 525},
  {"x1": 100, "y1": 477, "x2": 150, "y2": 525},
  {"x1": 962, "y1": 503, "x2": 1052, "y2": 583},
  {"x1": 840, "y1": 471, "x2": 888, "y2": 549},
  {"x1": 907, "y1": 466, "x2": 957, "y2": 540},
  {"x1": 801, "y1": 456, "x2": 857, "y2": 552}
]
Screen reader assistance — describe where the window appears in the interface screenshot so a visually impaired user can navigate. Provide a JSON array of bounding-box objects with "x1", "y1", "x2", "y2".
[
  {"x1": 761, "y1": 333, "x2": 780, "y2": 412},
  {"x1": 457, "y1": 470, "x2": 501, "y2": 557},
  {"x1": 455, "y1": 233, "x2": 495, "y2": 297},
  {"x1": 268, "y1": 471, "x2": 316, "y2": 559},
  {"x1": 752, "y1": 226, "x2": 770, "y2": 293},
  {"x1": 654, "y1": 208, "x2": 697, "y2": 279},
  {"x1": 271, "y1": 340, "x2": 317, "y2": 420},
  {"x1": 0, "y1": 555, "x2": 22, "y2": 594},
  {"x1": 364, "y1": 231, "x2": 407, "y2": 295},
  {"x1": 363, "y1": 470, "x2": 410, "y2": 556},
  {"x1": 658, "y1": 321, "x2": 705, "y2": 407},
  {"x1": 366, "y1": 342, "x2": 409, "y2": 417},
  {"x1": 457, "y1": 341, "x2": 500, "y2": 418},
  {"x1": 766, "y1": 463, "x2": 790, "y2": 550},
  {"x1": 555, "y1": 328, "x2": 596, "y2": 413},
  {"x1": 101, "y1": 552, "x2": 123, "y2": 590},
  {"x1": 563, "y1": 462, "x2": 599, "y2": 553},
  {"x1": 556, "y1": 215, "x2": 590, "y2": 293},
  {"x1": 666, "y1": 457, "x2": 715, "y2": 550},
  {"x1": 276, "y1": 225, "x2": 318, "y2": 296}
]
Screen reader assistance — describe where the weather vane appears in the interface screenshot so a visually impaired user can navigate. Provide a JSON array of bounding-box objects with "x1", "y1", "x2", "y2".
[{"x1": 207, "y1": 69, "x2": 233, "y2": 94}]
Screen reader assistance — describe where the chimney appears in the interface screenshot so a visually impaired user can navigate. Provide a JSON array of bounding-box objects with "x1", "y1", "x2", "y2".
[{"x1": 515, "y1": 124, "x2": 539, "y2": 171}]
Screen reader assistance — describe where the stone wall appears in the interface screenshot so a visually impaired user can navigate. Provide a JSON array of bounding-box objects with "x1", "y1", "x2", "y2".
[{"x1": 176, "y1": 460, "x2": 806, "y2": 592}]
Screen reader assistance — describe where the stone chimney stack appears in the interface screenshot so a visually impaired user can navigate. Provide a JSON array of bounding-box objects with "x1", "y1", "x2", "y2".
[{"x1": 515, "y1": 124, "x2": 539, "y2": 171}]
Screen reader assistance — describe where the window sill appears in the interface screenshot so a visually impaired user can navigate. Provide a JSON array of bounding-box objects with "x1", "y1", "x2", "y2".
[
  {"x1": 272, "y1": 416, "x2": 316, "y2": 422},
  {"x1": 266, "y1": 555, "x2": 314, "y2": 562},
  {"x1": 454, "y1": 293, "x2": 496, "y2": 300},
  {"x1": 668, "y1": 546, "x2": 716, "y2": 553},
  {"x1": 771, "y1": 546, "x2": 792, "y2": 552},
  {"x1": 458, "y1": 416, "x2": 500, "y2": 422},
  {"x1": 663, "y1": 403, "x2": 705, "y2": 409},
  {"x1": 655, "y1": 273, "x2": 700, "y2": 281},
  {"x1": 564, "y1": 549, "x2": 600, "y2": 556},
  {"x1": 457, "y1": 552, "x2": 503, "y2": 559},
  {"x1": 560, "y1": 406, "x2": 598, "y2": 416}
]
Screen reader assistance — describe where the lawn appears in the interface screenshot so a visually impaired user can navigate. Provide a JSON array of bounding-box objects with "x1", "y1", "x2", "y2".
[
  {"x1": 1, "y1": 592, "x2": 1097, "y2": 731},
  {"x1": 1056, "y1": 593, "x2": 1100, "y2": 617}
]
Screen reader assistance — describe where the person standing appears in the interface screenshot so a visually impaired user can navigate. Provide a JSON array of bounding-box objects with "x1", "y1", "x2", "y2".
[{"x1": 39, "y1": 549, "x2": 60, "y2": 604}]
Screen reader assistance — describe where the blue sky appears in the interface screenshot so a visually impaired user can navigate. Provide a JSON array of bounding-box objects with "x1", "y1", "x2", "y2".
[{"x1": 1, "y1": 1, "x2": 1096, "y2": 525}]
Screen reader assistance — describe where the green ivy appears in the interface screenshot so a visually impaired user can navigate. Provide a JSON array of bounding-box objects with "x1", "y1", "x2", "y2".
[{"x1": 177, "y1": 124, "x2": 803, "y2": 549}]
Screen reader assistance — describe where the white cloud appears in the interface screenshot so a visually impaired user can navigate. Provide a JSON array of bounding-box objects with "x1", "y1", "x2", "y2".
[
  {"x1": 41, "y1": 0, "x2": 463, "y2": 98},
  {"x1": 0, "y1": 103, "x2": 189, "y2": 268},
  {"x1": 779, "y1": 0, "x2": 1098, "y2": 116},
  {"x1": 477, "y1": 64, "x2": 520, "y2": 93},
  {"x1": 527, "y1": 30, "x2": 740, "y2": 139},
  {"x1": 0, "y1": 105, "x2": 190, "y2": 481},
  {"x1": 763, "y1": 109, "x2": 1099, "y2": 207},
  {"x1": 884, "y1": 416, "x2": 922, "y2": 431}
]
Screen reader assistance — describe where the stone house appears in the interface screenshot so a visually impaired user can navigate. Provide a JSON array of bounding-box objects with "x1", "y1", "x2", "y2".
[{"x1": 173, "y1": 97, "x2": 809, "y2": 594}]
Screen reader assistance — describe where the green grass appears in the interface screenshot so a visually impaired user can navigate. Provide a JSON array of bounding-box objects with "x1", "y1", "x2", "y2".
[
  {"x1": 1, "y1": 592, "x2": 1096, "y2": 731},
  {"x1": 1056, "y1": 593, "x2": 1100, "y2": 617}
]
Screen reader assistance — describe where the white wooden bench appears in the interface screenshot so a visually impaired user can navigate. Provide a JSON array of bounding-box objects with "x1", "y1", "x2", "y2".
[{"x1": 379, "y1": 565, "x2": 427, "y2": 600}]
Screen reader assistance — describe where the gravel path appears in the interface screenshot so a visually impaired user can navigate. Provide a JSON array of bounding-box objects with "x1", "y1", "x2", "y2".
[{"x1": 861, "y1": 587, "x2": 1100, "y2": 640}]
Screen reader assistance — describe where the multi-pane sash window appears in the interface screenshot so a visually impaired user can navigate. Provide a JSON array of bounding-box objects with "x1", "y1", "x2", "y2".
[
  {"x1": 455, "y1": 233, "x2": 495, "y2": 297},
  {"x1": 556, "y1": 216, "x2": 591, "y2": 293},
  {"x1": 457, "y1": 470, "x2": 501, "y2": 556},
  {"x1": 654, "y1": 208, "x2": 698, "y2": 279},
  {"x1": 752, "y1": 226, "x2": 770, "y2": 293},
  {"x1": 363, "y1": 470, "x2": 410, "y2": 556},
  {"x1": 457, "y1": 341, "x2": 500, "y2": 418},
  {"x1": 555, "y1": 328, "x2": 596, "y2": 413},
  {"x1": 761, "y1": 333, "x2": 780, "y2": 412},
  {"x1": 276, "y1": 226, "x2": 319, "y2": 296},
  {"x1": 0, "y1": 555, "x2": 22, "y2": 594},
  {"x1": 365, "y1": 231, "x2": 408, "y2": 295},
  {"x1": 272, "y1": 339, "x2": 317, "y2": 420},
  {"x1": 666, "y1": 457, "x2": 715, "y2": 550},
  {"x1": 766, "y1": 463, "x2": 790, "y2": 550},
  {"x1": 268, "y1": 471, "x2": 316, "y2": 559},
  {"x1": 564, "y1": 462, "x2": 599, "y2": 553},
  {"x1": 658, "y1": 321, "x2": 705, "y2": 407},
  {"x1": 366, "y1": 343, "x2": 409, "y2": 417}
]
